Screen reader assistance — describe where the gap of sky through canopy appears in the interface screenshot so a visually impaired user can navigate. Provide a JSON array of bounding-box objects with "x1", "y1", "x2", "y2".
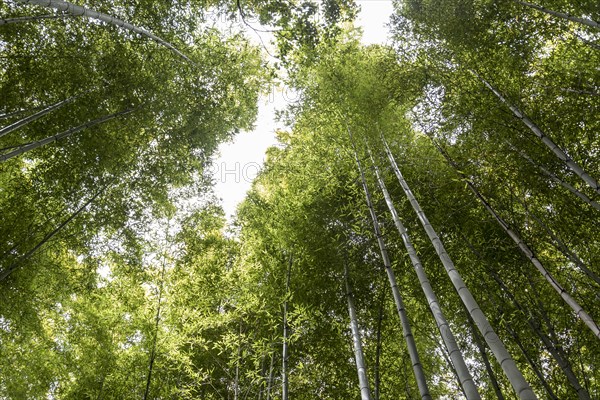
[{"x1": 212, "y1": 0, "x2": 394, "y2": 220}]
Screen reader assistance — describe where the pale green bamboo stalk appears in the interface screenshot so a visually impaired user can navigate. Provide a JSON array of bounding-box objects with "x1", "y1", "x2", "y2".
[
  {"x1": 505, "y1": 140, "x2": 600, "y2": 212},
  {"x1": 15, "y1": 0, "x2": 194, "y2": 63},
  {"x1": 368, "y1": 147, "x2": 480, "y2": 400},
  {"x1": 344, "y1": 261, "x2": 374, "y2": 400},
  {"x1": 352, "y1": 130, "x2": 433, "y2": 400},
  {"x1": 0, "y1": 182, "x2": 110, "y2": 281},
  {"x1": 472, "y1": 71, "x2": 600, "y2": 195},
  {"x1": 0, "y1": 95, "x2": 78, "y2": 139},
  {"x1": 282, "y1": 254, "x2": 292, "y2": 400},
  {"x1": 433, "y1": 141, "x2": 600, "y2": 340},
  {"x1": 515, "y1": 0, "x2": 600, "y2": 29},
  {"x1": 382, "y1": 135, "x2": 537, "y2": 400},
  {"x1": 0, "y1": 14, "x2": 72, "y2": 25},
  {"x1": 0, "y1": 108, "x2": 133, "y2": 163}
]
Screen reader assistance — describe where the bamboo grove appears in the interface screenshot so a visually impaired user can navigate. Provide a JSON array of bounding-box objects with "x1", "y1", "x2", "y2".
[{"x1": 0, "y1": 0, "x2": 599, "y2": 398}]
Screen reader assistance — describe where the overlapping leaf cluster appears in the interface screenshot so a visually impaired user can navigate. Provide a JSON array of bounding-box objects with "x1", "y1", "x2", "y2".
[{"x1": 1, "y1": 0, "x2": 599, "y2": 398}]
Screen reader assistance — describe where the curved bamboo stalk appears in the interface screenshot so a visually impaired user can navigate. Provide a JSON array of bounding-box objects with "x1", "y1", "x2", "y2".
[
  {"x1": 15, "y1": 0, "x2": 194, "y2": 64},
  {"x1": 0, "y1": 13, "x2": 72, "y2": 25},
  {"x1": 373, "y1": 287, "x2": 385, "y2": 400}
]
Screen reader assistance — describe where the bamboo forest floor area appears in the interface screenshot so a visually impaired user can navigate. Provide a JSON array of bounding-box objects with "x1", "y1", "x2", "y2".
[{"x1": 1, "y1": 0, "x2": 599, "y2": 399}]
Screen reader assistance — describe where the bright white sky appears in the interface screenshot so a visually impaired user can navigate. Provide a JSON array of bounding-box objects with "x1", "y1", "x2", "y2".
[{"x1": 212, "y1": 0, "x2": 394, "y2": 220}]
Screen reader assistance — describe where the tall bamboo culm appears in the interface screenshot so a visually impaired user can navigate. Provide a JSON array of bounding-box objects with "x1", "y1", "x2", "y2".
[
  {"x1": 382, "y1": 135, "x2": 537, "y2": 400},
  {"x1": 368, "y1": 146, "x2": 480, "y2": 400},
  {"x1": 351, "y1": 131, "x2": 432, "y2": 400}
]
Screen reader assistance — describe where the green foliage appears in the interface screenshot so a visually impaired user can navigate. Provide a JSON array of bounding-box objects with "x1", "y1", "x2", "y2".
[{"x1": 1, "y1": 0, "x2": 599, "y2": 398}]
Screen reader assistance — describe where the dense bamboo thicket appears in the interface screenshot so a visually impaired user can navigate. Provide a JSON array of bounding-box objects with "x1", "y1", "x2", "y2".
[{"x1": 1, "y1": 0, "x2": 598, "y2": 398}]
